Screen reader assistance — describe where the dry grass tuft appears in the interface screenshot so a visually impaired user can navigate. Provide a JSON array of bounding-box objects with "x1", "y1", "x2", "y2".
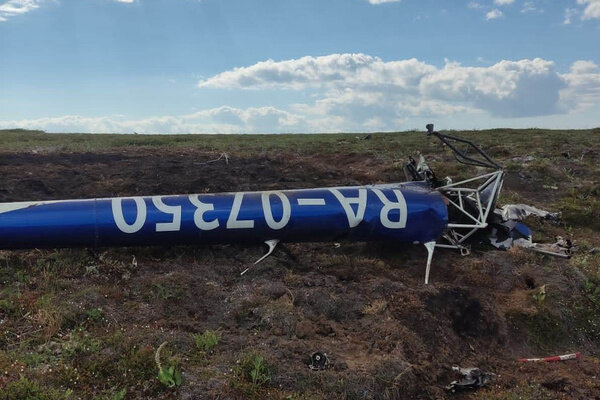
[{"x1": 362, "y1": 299, "x2": 388, "y2": 315}]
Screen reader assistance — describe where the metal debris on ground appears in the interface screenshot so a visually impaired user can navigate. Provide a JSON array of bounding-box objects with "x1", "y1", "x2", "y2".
[
  {"x1": 445, "y1": 366, "x2": 494, "y2": 393},
  {"x1": 510, "y1": 155, "x2": 536, "y2": 163},
  {"x1": 194, "y1": 152, "x2": 230, "y2": 165},
  {"x1": 519, "y1": 352, "x2": 581, "y2": 363},
  {"x1": 309, "y1": 352, "x2": 329, "y2": 371},
  {"x1": 485, "y1": 203, "x2": 572, "y2": 258},
  {"x1": 500, "y1": 204, "x2": 560, "y2": 223},
  {"x1": 513, "y1": 236, "x2": 572, "y2": 258}
]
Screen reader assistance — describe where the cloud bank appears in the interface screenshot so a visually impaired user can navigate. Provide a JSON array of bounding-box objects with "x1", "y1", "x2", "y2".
[
  {"x1": 0, "y1": 107, "x2": 306, "y2": 135},
  {"x1": 3, "y1": 55, "x2": 599, "y2": 134},
  {"x1": 198, "y1": 54, "x2": 586, "y2": 119}
]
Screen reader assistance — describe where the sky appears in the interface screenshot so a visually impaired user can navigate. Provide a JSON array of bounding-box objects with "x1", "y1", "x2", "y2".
[{"x1": 0, "y1": 0, "x2": 599, "y2": 134}]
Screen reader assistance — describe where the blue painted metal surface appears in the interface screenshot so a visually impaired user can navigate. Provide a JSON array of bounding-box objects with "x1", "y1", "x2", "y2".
[{"x1": 0, "y1": 182, "x2": 447, "y2": 249}]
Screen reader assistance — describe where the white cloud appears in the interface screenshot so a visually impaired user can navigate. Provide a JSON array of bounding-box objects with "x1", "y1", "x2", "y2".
[
  {"x1": 0, "y1": 0, "x2": 134, "y2": 21},
  {"x1": 577, "y1": 0, "x2": 600, "y2": 20},
  {"x1": 561, "y1": 61, "x2": 600, "y2": 111},
  {"x1": 486, "y1": 9, "x2": 503, "y2": 20},
  {"x1": 0, "y1": 0, "x2": 46, "y2": 21},
  {"x1": 493, "y1": 0, "x2": 514, "y2": 5},
  {"x1": 564, "y1": 7, "x2": 578, "y2": 24},
  {"x1": 199, "y1": 54, "x2": 436, "y2": 91},
  {"x1": 198, "y1": 54, "x2": 585, "y2": 119},
  {"x1": 521, "y1": 2, "x2": 538, "y2": 13},
  {"x1": 467, "y1": 2, "x2": 483, "y2": 9},
  {"x1": 420, "y1": 59, "x2": 566, "y2": 117}
]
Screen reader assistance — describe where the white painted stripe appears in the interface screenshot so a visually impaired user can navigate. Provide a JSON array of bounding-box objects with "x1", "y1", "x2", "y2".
[
  {"x1": 297, "y1": 198, "x2": 326, "y2": 206},
  {"x1": 0, "y1": 200, "x2": 64, "y2": 215}
]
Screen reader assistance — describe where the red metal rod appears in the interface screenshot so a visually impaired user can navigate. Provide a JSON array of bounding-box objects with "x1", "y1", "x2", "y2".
[{"x1": 518, "y1": 352, "x2": 581, "y2": 363}]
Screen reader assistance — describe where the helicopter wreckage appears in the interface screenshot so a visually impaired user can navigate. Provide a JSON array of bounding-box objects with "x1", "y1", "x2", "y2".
[{"x1": 0, "y1": 124, "x2": 570, "y2": 283}]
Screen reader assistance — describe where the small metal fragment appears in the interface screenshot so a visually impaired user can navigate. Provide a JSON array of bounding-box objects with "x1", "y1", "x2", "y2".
[
  {"x1": 446, "y1": 366, "x2": 494, "y2": 393},
  {"x1": 309, "y1": 352, "x2": 328, "y2": 371}
]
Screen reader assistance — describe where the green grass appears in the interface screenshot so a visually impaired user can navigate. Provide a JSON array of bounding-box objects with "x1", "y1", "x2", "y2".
[
  {"x1": 192, "y1": 330, "x2": 221, "y2": 353},
  {"x1": 232, "y1": 350, "x2": 273, "y2": 397},
  {"x1": 508, "y1": 310, "x2": 568, "y2": 352},
  {"x1": 1, "y1": 128, "x2": 598, "y2": 157},
  {"x1": 0, "y1": 376, "x2": 72, "y2": 400}
]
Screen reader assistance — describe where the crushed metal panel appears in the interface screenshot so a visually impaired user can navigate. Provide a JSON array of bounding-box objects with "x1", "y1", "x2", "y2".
[{"x1": 500, "y1": 204, "x2": 559, "y2": 222}]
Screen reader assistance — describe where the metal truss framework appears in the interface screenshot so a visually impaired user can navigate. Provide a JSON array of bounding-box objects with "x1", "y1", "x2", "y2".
[{"x1": 435, "y1": 169, "x2": 505, "y2": 254}]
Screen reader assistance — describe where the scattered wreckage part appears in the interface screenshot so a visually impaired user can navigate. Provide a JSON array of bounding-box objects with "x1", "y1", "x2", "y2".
[
  {"x1": 519, "y1": 352, "x2": 581, "y2": 363},
  {"x1": 254, "y1": 239, "x2": 280, "y2": 265},
  {"x1": 487, "y1": 221, "x2": 532, "y2": 250},
  {"x1": 445, "y1": 366, "x2": 494, "y2": 393},
  {"x1": 240, "y1": 239, "x2": 280, "y2": 275},
  {"x1": 403, "y1": 152, "x2": 441, "y2": 186},
  {"x1": 194, "y1": 152, "x2": 230, "y2": 166},
  {"x1": 424, "y1": 241, "x2": 436, "y2": 284},
  {"x1": 500, "y1": 204, "x2": 560, "y2": 223},
  {"x1": 486, "y1": 230, "x2": 573, "y2": 258},
  {"x1": 308, "y1": 352, "x2": 328, "y2": 371},
  {"x1": 435, "y1": 232, "x2": 471, "y2": 255},
  {"x1": 486, "y1": 203, "x2": 571, "y2": 257},
  {"x1": 513, "y1": 238, "x2": 572, "y2": 258}
]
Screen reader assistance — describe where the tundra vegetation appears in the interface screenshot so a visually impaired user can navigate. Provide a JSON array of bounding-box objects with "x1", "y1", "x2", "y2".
[{"x1": 0, "y1": 128, "x2": 599, "y2": 399}]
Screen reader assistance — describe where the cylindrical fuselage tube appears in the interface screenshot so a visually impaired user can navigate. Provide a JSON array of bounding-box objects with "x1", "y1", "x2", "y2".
[{"x1": 0, "y1": 182, "x2": 447, "y2": 249}]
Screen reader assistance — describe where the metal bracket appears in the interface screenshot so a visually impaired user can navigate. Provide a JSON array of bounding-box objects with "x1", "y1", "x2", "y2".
[
  {"x1": 241, "y1": 239, "x2": 279, "y2": 276},
  {"x1": 424, "y1": 241, "x2": 436, "y2": 284}
]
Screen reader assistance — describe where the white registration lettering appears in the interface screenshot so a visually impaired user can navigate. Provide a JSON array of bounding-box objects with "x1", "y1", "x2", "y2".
[
  {"x1": 262, "y1": 191, "x2": 291, "y2": 230},
  {"x1": 152, "y1": 196, "x2": 181, "y2": 232},
  {"x1": 330, "y1": 188, "x2": 367, "y2": 228},
  {"x1": 112, "y1": 197, "x2": 147, "y2": 234},
  {"x1": 297, "y1": 198, "x2": 326, "y2": 206},
  {"x1": 189, "y1": 194, "x2": 219, "y2": 230},
  {"x1": 372, "y1": 189, "x2": 407, "y2": 229},
  {"x1": 227, "y1": 193, "x2": 254, "y2": 229}
]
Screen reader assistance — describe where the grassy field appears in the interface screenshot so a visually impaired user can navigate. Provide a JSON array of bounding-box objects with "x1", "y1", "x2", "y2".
[
  {"x1": 0, "y1": 128, "x2": 599, "y2": 399},
  {"x1": 1, "y1": 127, "x2": 599, "y2": 155}
]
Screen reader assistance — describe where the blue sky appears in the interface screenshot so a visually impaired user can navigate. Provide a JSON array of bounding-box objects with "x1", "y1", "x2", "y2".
[{"x1": 0, "y1": 0, "x2": 599, "y2": 133}]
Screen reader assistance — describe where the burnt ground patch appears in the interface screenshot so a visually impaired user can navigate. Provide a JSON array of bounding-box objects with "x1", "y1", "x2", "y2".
[{"x1": 425, "y1": 288, "x2": 498, "y2": 338}]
